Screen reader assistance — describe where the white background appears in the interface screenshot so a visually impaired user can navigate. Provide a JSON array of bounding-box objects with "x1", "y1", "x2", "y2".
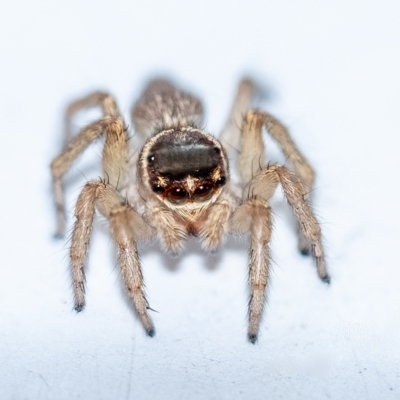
[{"x1": 1, "y1": 1, "x2": 399, "y2": 399}]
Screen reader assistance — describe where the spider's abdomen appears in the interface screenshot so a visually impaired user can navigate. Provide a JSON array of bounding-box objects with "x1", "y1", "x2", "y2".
[{"x1": 132, "y1": 79, "x2": 204, "y2": 137}]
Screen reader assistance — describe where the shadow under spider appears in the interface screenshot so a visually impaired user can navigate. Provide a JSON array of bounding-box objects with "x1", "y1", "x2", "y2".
[{"x1": 138, "y1": 235, "x2": 249, "y2": 272}]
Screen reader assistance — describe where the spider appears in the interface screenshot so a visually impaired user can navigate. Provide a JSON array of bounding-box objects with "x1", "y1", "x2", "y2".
[{"x1": 51, "y1": 78, "x2": 329, "y2": 343}]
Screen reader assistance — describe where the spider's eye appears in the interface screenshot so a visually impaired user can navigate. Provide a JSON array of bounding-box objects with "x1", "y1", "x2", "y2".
[
  {"x1": 194, "y1": 184, "x2": 213, "y2": 200},
  {"x1": 213, "y1": 147, "x2": 221, "y2": 154},
  {"x1": 216, "y1": 176, "x2": 226, "y2": 187},
  {"x1": 151, "y1": 184, "x2": 164, "y2": 194},
  {"x1": 147, "y1": 155, "x2": 155, "y2": 163},
  {"x1": 167, "y1": 187, "x2": 188, "y2": 203}
]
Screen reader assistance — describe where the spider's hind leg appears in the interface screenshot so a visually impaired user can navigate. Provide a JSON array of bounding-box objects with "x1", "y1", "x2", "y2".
[
  {"x1": 274, "y1": 166, "x2": 329, "y2": 283},
  {"x1": 238, "y1": 110, "x2": 317, "y2": 255},
  {"x1": 220, "y1": 78, "x2": 255, "y2": 157},
  {"x1": 64, "y1": 91, "x2": 120, "y2": 144},
  {"x1": 51, "y1": 104, "x2": 126, "y2": 238},
  {"x1": 244, "y1": 164, "x2": 329, "y2": 282}
]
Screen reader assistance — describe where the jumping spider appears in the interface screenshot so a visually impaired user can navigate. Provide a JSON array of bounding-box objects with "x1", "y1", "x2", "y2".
[{"x1": 51, "y1": 78, "x2": 329, "y2": 343}]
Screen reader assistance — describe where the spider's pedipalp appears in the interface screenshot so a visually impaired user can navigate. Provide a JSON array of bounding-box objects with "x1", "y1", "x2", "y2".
[
  {"x1": 198, "y1": 198, "x2": 232, "y2": 252},
  {"x1": 146, "y1": 201, "x2": 187, "y2": 256}
]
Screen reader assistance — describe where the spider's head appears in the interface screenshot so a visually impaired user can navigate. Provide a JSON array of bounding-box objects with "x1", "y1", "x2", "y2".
[{"x1": 139, "y1": 128, "x2": 229, "y2": 209}]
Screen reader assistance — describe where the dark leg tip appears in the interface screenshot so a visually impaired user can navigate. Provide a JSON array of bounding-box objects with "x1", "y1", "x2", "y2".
[
  {"x1": 321, "y1": 274, "x2": 331, "y2": 285},
  {"x1": 299, "y1": 247, "x2": 310, "y2": 256},
  {"x1": 53, "y1": 233, "x2": 64, "y2": 241},
  {"x1": 74, "y1": 304, "x2": 85, "y2": 313},
  {"x1": 248, "y1": 334, "x2": 258, "y2": 344},
  {"x1": 147, "y1": 328, "x2": 155, "y2": 337}
]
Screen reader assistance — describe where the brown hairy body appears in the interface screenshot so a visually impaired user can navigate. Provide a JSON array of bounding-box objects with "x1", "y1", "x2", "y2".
[{"x1": 51, "y1": 78, "x2": 329, "y2": 343}]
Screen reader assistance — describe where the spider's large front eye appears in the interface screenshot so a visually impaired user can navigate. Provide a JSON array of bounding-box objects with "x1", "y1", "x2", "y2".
[
  {"x1": 167, "y1": 187, "x2": 188, "y2": 203},
  {"x1": 147, "y1": 154, "x2": 155, "y2": 164},
  {"x1": 193, "y1": 184, "x2": 213, "y2": 200}
]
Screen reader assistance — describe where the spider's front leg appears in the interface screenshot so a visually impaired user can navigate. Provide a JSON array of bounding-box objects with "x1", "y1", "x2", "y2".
[
  {"x1": 230, "y1": 199, "x2": 273, "y2": 343},
  {"x1": 54, "y1": 93, "x2": 157, "y2": 335},
  {"x1": 232, "y1": 109, "x2": 329, "y2": 343},
  {"x1": 71, "y1": 181, "x2": 155, "y2": 335}
]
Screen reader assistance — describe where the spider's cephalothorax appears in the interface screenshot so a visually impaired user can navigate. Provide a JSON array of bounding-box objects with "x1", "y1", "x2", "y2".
[{"x1": 51, "y1": 78, "x2": 329, "y2": 343}]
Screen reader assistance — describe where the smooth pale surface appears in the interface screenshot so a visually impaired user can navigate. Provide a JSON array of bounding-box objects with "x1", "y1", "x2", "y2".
[{"x1": 1, "y1": 1, "x2": 399, "y2": 399}]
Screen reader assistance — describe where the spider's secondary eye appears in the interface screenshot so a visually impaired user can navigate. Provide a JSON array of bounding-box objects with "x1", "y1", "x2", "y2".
[
  {"x1": 147, "y1": 155, "x2": 155, "y2": 163},
  {"x1": 216, "y1": 176, "x2": 226, "y2": 187},
  {"x1": 213, "y1": 147, "x2": 221, "y2": 154},
  {"x1": 151, "y1": 184, "x2": 164, "y2": 194},
  {"x1": 167, "y1": 187, "x2": 188, "y2": 203}
]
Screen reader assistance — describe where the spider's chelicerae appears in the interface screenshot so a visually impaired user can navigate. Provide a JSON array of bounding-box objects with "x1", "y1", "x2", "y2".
[{"x1": 51, "y1": 78, "x2": 329, "y2": 343}]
